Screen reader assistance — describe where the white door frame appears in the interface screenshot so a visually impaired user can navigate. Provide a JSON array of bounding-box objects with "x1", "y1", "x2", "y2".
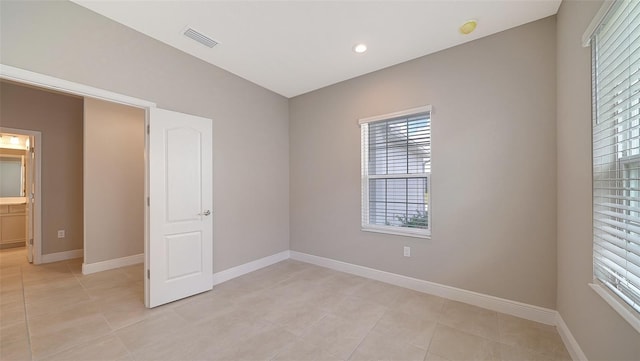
[
  {"x1": 0, "y1": 127, "x2": 41, "y2": 263},
  {"x1": 0, "y1": 65, "x2": 156, "y2": 293}
]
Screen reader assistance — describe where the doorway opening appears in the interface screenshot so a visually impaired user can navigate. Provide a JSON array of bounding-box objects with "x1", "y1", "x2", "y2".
[
  {"x1": 0, "y1": 79, "x2": 146, "y2": 301},
  {"x1": 0, "y1": 128, "x2": 41, "y2": 263},
  {"x1": 1, "y1": 64, "x2": 214, "y2": 308}
]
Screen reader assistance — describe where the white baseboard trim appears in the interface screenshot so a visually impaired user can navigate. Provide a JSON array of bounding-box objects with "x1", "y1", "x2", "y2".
[
  {"x1": 212, "y1": 250, "x2": 290, "y2": 286},
  {"x1": 289, "y1": 251, "x2": 558, "y2": 326},
  {"x1": 41, "y1": 249, "x2": 83, "y2": 263},
  {"x1": 82, "y1": 253, "x2": 143, "y2": 275},
  {"x1": 555, "y1": 313, "x2": 588, "y2": 361}
]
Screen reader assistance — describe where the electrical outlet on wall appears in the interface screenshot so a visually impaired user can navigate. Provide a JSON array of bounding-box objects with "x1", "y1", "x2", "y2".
[
  {"x1": 404, "y1": 246, "x2": 411, "y2": 257},
  {"x1": 57, "y1": 230, "x2": 65, "y2": 238}
]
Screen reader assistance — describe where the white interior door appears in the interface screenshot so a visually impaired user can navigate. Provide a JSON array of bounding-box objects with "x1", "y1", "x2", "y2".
[{"x1": 146, "y1": 108, "x2": 213, "y2": 308}]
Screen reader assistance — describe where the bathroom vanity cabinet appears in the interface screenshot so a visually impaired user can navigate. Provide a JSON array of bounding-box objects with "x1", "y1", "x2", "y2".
[{"x1": 0, "y1": 203, "x2": 26, "y2": 249}]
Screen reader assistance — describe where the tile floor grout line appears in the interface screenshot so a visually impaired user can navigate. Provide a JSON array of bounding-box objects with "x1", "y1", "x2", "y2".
[
  {"x1": 495, "y1": 314, "x2": 562, "y2": 358},
  {"x1": 67, "y1": 257, "x2": 95, "y2": 308},
  {"x1": 419, "y1": 297, "x2": 446, "y2": 361},
  {"x1": 18, "y1": 262, "x2": 34, "y2": 361},
  {"x1": 37, "y1": 329, "x2": 116, "y2": 361},
  {"x1": 292, "y1": 313, "x2": 331, "y2": 357},
  {"x1": 99, "y1": 309, "x2": 119, "y2": 332},
  {"x1": 419, "y1": 305, "x2": 442, "y2": 360},
  {"x1": 27, "y1": 258, "x2": 134, "y2": 361},
  {"x1": 344, "y1": 303, "x2": 389, "y2": 361},
  {"x1": 111, "y1": 308, "x2": 189, "y2": 360},
  {"x1": 115, "y1": 331, "x2": 137, "y2": 361},
  {"x1": 291, "y1": 303, "x2": 330, "y2": 338},
  {"x1": 23, "y1": 258, "x2": 88, "y2": 361}
]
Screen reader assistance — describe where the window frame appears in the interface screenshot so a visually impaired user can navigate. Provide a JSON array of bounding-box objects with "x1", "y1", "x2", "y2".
[
  {"x1": 359, "y1": 105, "x2": 432, "y2": 239},
  {"x1": 586, "y1": 0, "x2": 640, "y2": 333}
]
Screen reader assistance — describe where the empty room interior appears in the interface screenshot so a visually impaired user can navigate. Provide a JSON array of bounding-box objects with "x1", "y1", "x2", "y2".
[{"x1": 0, "y1": 1, "x2": 639, "y2": 361}]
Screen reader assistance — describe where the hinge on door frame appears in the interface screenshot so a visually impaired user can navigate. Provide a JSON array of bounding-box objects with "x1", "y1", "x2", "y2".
[
  {"x1": 147, "y1": 269, "x2": 150, "y2": 279},
  {"x1": 147, "y1": 125, "x2": 150, "y2": 134},
  {"x1": 147, "y1": 197, "x2": 150, "y2": 206},
  {"x1": 29, "y1": 239, "x2": 33, "y2": 245}
]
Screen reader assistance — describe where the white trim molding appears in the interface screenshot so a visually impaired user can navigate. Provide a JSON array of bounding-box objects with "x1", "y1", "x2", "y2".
[
  {"x1": 82, "y1": 253, "x2": 144, "y2": 275},
  {"x1": 212, "y1": 250, "x2": 290, "y2": 286},
  {"x1": 582, "y1": 0, "x2": 616, "y2": 47},
  {"x1": 0, "y1": 64, "x2": 156, "y2": 109},
  {"x1": 289, "y1": 251, "x2": 558, "y2": 325},
  {"x1": 556, "y1": 313, "x2": 588, "y2": 361},
  {"x1": 288, "y1": 251, "x2": 595, "y2": 359},
  {"x1": 70, "y1": 247, "x2": 587, "y2": 359},
  {"x1": 589, "y1": 283, "x2": 640, "y2": 333},
  {"x1": 358, "y1": 105, "x2": 432, "y2": 125},
  {"x1": 41, "y1": 249, "x2": 83, "y2": 263}
]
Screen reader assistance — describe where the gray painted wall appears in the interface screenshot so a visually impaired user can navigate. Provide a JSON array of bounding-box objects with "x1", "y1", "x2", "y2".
[
  {"x1": 556, "y1": 1, "x2": 640, "y2": 359},
  {"x1": 0, "y1": 1, "x2": 290, "y2": 272},
  {"x1": 0, "y1": 82, "x2": 84, "y2": 255},
  {"x1": 84, "y1": 98, "x2": 145, "y2": 264},
  {"x1": 290, "y1": 16, "x2": 558, "y2": 309}
]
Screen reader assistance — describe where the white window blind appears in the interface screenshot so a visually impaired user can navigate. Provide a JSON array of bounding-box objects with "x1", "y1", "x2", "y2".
[
  {"x1": 592, "y1": 0, "x2": 640, "y2": 316},
  {"x1": 360, "y1": 106, "x2": 431, "y2": 238}
]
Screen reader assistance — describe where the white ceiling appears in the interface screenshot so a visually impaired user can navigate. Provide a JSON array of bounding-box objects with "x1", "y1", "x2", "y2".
[{"x1": 72, "y1": 1, "x2": 561, "y2": 98}]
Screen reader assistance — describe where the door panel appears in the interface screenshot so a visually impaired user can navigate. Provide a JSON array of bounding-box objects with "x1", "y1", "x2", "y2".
[
  {"x1": 166, "y1": 232, "x2": 202, "y2": 279},
  {"x1": 166, "y1": 128, "x2": 202, "y2": 222},
  {"x1": 147, "y1": 108, "x2": 213, "y2": 308}
]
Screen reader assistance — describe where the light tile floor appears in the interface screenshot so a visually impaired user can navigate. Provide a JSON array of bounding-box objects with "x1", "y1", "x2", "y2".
[{"x1": 0, "y1": 247, "x2": 571, "y2": 361}]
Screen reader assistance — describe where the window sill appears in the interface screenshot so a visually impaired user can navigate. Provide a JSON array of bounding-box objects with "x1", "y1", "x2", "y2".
[
  {"x1": 589, "y1": 282, "x2": 640, "y2": 333},
  {"x1": 361, "y1": 226, "x2": 431, "y2": 239}
]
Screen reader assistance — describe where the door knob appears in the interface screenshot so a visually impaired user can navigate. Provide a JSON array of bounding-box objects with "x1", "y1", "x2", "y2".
[{"x1": 199, "y1": 210, "x2": 211, "y2": 216}]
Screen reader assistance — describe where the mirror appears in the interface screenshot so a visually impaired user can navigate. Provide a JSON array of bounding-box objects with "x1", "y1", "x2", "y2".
[{"x1": 0, "y1": 155, "x2": 25, "y2": 197}]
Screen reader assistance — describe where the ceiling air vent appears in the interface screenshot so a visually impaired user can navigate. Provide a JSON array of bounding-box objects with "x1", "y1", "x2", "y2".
[{"x1": 183, "y1": 27, "x2": 218, "y2": 48}]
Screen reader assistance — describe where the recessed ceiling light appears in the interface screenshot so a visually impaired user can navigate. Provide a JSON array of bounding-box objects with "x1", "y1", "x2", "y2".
[
  {"x1": 353, "y1": 43, "x2": 367, "y2": 54},
  {"x1": 460, "y1": 20, "x2": 477, "y2": 35}
]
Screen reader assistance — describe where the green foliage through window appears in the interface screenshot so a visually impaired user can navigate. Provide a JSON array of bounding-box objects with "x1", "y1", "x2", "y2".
[{"x1": 396, "y1": 210, "x2": 428, "y2": 229}]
